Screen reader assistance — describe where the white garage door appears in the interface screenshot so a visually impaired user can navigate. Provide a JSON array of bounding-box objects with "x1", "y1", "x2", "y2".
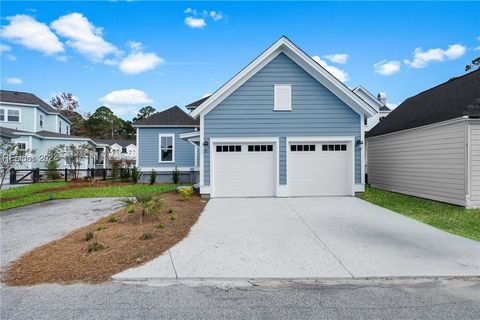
[
  {"x1": 212, "y1": 143, "x2": 276, "y2": 197},
  {"x1": 288, "y1": 141, "x2": 352, "y2": 196}
]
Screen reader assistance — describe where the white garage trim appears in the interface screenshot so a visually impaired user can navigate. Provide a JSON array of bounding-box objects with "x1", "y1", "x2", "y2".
[
  {"x1": 286, "y1": 136, "x2": 355, "y2": 196},
  {"x1": 209, "y1": 137, "x2": 279, "y2": 198}
]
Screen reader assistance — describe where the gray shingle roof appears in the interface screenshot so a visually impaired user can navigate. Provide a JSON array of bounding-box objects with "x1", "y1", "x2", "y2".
[
  {"x1": 367, "y1": 69, "x2": 480, "y2": 138},
  {"x1": 93, "y1": 139, "x2": 136, "y2": 147},
  {"x1": 0, "y1": 90, "x2": 56, "y2": 113},
  {"x1": 0, "y1": 126, "x2": 20, "y2": 138},
  {"x1": 133, "y1": 106, "x2": 199, "y2": 126},
  {"x1": 186, "y1": 96, "x2": 210, "y2": 110}
]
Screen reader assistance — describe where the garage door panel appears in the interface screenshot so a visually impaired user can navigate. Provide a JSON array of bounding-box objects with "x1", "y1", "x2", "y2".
[
  {"x1": 288, "y1": 142, "x2": 352, "y2": 196},
  {"x1": 213, "y1": 143, "x2": 276, "y2": 197}
]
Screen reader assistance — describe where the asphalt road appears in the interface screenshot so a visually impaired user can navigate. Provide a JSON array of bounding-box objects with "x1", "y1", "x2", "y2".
[{"x1": 2, "y1": 278, "x2": 479, "y2": 319}]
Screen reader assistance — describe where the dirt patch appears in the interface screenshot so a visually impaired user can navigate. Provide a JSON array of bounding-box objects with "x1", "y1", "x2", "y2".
[{"x1": 4, "y1": 191, "x2": 207, "y2": 286}]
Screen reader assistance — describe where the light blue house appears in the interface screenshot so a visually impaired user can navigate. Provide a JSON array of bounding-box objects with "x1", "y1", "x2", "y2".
[
  {"x1": 0, "y1": 90, "x2": 96, "y2": 171},
  {"x1": 134, "y1": 37, "x2": 378, "y2": 197}
]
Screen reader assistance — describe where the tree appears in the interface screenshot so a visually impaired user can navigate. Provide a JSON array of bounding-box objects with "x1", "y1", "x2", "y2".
[
  {"x1": 117, "y1": 119, "x2": 135, "y2": 139},
  {"x1": 55, "y1": 143, "x2": 94, "y2": 180},
  {"x1": 465, "y1": 57, "x2": 480, "y2": 72},
  {"x1": 0, "y1": 141, "x2": 35, "y2": 189},
  {"x1": 84, "y1": 106, "x2": 122, "y2": 139},
  {"x1": 50, "y1": 93, "x2": 85, "y2": 136},
  {"x1": 133, "y1": 106, "x2": 156, "y2": 122}
]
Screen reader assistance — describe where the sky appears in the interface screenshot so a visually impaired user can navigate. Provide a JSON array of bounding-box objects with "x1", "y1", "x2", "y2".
[{"x1": 1, "y1": 1, "x2": 479, "y2": 119}]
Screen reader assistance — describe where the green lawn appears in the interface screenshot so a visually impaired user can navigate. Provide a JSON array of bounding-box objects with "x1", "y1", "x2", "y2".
[
  {"x1": 360, "y1": 187, "x2": 480, "y2": 241},
  {"x1": 0, "y1": 183, "x2": 179, "y2": 211}
]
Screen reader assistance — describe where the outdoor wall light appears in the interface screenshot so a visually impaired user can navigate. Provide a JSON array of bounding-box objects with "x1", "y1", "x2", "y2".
[
  {"x1": 356, "y1": 140, "x2": 363, "y2": 145},
  {"x1": 203, "y1": 141, "x2": 209, "y2": 146}
]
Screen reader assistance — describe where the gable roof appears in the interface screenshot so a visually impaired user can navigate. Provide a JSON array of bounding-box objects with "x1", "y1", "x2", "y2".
[
  {"x1": 186, "y1": 96, "x2": 210, "y2": 110},
  {"x1": 366, "y1": 69, "x2": 480, "y2": 138},
  {"x1": 352, "y1": 86, "x2": 385, "y2": 111},
  {"x1": 190, "y1": 36, "x2": 377, "y2": 119},
  {"x1": 0, "y1": 90, "x2": 71, "y2": 123},
  {"x1": 132, "y1": 106, "x2": 199, "y2": 127},
  {"x1": 93, "y1": 139, "x2": 136, "y2": 147}
]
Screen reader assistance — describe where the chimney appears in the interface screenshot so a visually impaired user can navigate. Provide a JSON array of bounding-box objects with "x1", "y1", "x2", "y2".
[{"x1": 377, "y1": 92, "x2": 387, "y2": 105}]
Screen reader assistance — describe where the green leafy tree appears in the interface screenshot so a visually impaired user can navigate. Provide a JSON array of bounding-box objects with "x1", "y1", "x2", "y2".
[
  {"x1": 117, "y1": 119, "x2": 135, "y2": 139},
  {"x1": 465, "y1": 57, "x2": 480, "y2": 72},
  {"x1": 45, "y1": 148, "x2": 60, "y2": 179},
  {"x1": 84, "y1": 106, "x2": 122, "y2": 139},
  {"x1": 133, "y1": 106, "x2": 156, "y2": 122},
  {"x1": 54, "y1": 143, "x2": 94, "y2": 180},
  {"x1": 50, "y1": 93, "x2": 85, "y2": 136}
]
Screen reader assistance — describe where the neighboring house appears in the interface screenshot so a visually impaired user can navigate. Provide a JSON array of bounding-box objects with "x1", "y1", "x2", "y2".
[
  {"x1": 366, "y1": 69, "x2": 480, "y2": 208},
  {"x1": 0, "y1": 90, "x2": 97, "y2": 171},
  {"x1": 135, "y1": 36, "x2": 379, "y2": 197},
  {"x1": 92, "y1": 139, "x2": 137, "y2": 169},
  {"x1": 353, "y1": 87, "x2": 391, "y2": 131},
  {"x1": 134, "y1": 106, "x2": 199, "y2": 183}
]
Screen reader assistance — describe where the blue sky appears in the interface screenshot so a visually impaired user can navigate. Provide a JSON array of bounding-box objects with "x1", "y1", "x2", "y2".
[{"x1": 1, "y1": 1, "x2": 479, "y2": 119}]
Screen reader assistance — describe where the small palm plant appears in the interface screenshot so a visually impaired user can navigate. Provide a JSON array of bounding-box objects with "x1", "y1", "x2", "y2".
[{"x1": 121, "y1": 193, "x2": 163, "y2": 223}]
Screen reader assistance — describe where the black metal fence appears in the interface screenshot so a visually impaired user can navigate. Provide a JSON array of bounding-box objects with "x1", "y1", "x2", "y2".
[{"x1": 9, "y1": 167, "x2": 134, "y2": 184}]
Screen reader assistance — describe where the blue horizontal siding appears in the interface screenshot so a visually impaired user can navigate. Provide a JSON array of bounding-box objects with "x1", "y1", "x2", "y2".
[
  {"x1": 138, "y1": 127, "x2": 196, "y2": 168},
  {"x1": 204, "y1": 52, "x2": 361, "y2": 186}
]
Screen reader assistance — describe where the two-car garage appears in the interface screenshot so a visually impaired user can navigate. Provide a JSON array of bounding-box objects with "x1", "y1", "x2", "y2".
[{"x1": 210, "y1": 138, "x2": 354, "y2": 198}]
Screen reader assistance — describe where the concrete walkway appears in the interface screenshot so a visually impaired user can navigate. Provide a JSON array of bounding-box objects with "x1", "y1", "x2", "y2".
[
  {"x1": 1, "y1": 198, "x2": 123, "y2": 269},
  {"x1": 113, "y1": 197, "x2": 480, "y2": 281}
]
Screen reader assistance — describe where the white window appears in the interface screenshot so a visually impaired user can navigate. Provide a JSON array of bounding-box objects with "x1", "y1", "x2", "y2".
[
  {"x1": 58, "y1": 120, "x2": 62, "y2": 133},
  {"x1": 16, "y1": 142, "x2": 27, "y2": 155},
  {"x1": 7, "y1": 109, "x2": 20, "y2": 122},
  {"x1": 0, "y1": 109, "x2": 4, "y2": 121},
  {"x1": 274, "y1": 84, "x2": 291, "y2": 111},
  {"x1": 159, "y1": 134, "x2": 174, "y2": 162},
  {"x1": 66, "y1": 125, "x2": 70, "y2": 135},
  {"x1": 39, "y1": 114, "x2": 44, "y2": 127}
]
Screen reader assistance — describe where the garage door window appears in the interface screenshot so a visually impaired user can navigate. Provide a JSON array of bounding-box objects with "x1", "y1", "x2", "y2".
[
  {"x1": 216, "y1": 145, "x2": 241, "y2": 152},
  {"x1": 248, "y1": 145, "x2": 273, "y2": 152},
  {"x1": 291, "y1": 144, "x2": 316, "y2": 152},
  {"x1": 322, "y1": 144, "x2": 347, "y2": 151}
]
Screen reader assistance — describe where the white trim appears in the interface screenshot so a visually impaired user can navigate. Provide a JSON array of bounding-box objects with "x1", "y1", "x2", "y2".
[
  {"x1": 28, "y1": 136, "x2": 33, "y2": 169},
  {"x1": 34, "y1": 108, "x2": 37, "y2": 132},
  {"x1": 353, "y1": 86, "x2": 384, "y2": 110},
  {"x1": 55, "y1": 115, "x2": 59, "y2": 133},
  {"x1": 360, "y1": 113, "x2": 365, "y2": 186},
  {"x1": 194, "y1": 144, "x2": 198, "y2": 168},
  {"x1": 39, "y1": 113, "x2": 44, "y2": 129},
  {"x1": 209, "y1": 137, "x2": 279, "y2": 198},
  {"x1": 0, "y1": 101, "x2": 71, "y2": 123},
  {"x1": 179, "y1": 131, "x2": 200, "y2": 139},
  {"x1": 274, "y1": 84, "x2": 292, "y2": 111},
  {"x1": 355, "y1": 184, "x2": 365, "y2": 192},
  {"x1": 133, "y1": 125, "x2": 199, "y2": 128},
  {"x1": 199, "y1": 113, "x2": 205, "y2": 188},
  {"x1": 141, "y1": 167, "x2": 199, "y2": 172},
  {"x1": 286, "y1": 136, "x2": 356, "y2": 196},
  {"x1": 191, "y1": 36, "x2": 376, "y2": 119},
  {"x1": 158, "y1": 133, "x2": 175, "y2": 163},
  {"x1": 135, "y1": 128, "x2": 139, "y2": 167}
]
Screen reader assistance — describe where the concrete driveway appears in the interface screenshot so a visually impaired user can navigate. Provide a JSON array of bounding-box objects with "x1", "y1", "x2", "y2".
[
  {"x1": 1, "y1": 198, "x2": 123, "y2": 269},
  {"x1": 114, "y1": 197, "x2": 480, "y2": 281}
]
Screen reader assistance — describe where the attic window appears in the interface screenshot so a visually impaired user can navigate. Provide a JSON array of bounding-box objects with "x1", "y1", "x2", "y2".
[{"x1": 274, "y1": 84, "x2": 291, "y2": 111}]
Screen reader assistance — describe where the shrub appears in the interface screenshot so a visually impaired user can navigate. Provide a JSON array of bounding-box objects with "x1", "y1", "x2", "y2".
[
  {"x1": 107, "y1": 215, "x2": 117, "y2": 223},
  {"x1": 156, "y1": 223, "x2": 165, "y2": 229},
  {"x1": 120, "y1": 168, "x2": 131, "y2": 182},
  {"x1": 131, "y1": 166, "x2": 140, "y2": 184},
  {"x1": 170, "y1": 213, "x2": 177, "y2": 221},
  {"x1": 140, "y1": 231, "x2": 153, "y2": 240},
  {"x1": 85, "y1": 231, "x2": 94, "y2": 241},
  {"x1": 127, "y1": 204, "x2": 135, "y2": 213},
  {"x1": 172, "y1": 166, "x2": 180, "y2": 184},
  {"x1": 168, "y1": 208, "x2": 174, "y2": 214},
  {"x1": 179, "y1": 187, "x2": 194, "y2": 201},
  {"x1": 87, "y1": 241, "x2": 104, "y2": 252},
  {"x1": 110, "y1": 160, "x2": 121, "y2": 181},
  {"x1": 46, "y1": 149, "x2": 60, "y2": 180},
  {"x1": 149, "y1": 170, "x2": 157, "y2": 185},
  {"x1": 135, "y1": 192, "x2": 164, "y2": 223},
  {"x1": 96, "y1": 224, "x2": 105, "y2": 231}
]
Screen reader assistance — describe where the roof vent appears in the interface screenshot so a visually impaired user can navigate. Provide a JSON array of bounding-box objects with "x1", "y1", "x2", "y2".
[{"x1": 377, "y1": 92, "x2": 387, "y2": 105}]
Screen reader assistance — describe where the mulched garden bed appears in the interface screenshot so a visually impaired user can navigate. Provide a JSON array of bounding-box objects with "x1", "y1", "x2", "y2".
[{"x1": 3, "y1": 191, "x2": 207, "y2": 286}]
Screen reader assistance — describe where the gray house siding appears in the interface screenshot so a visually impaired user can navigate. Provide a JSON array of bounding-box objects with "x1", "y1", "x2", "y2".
[
  {"x1": 203, "y1": 53, "x2": 361, "y2": 186},
  {"x1": 137, "y1": 127, "x2": 198, "y2": 183},
  {"x1": 367, "y1": 119, "x2": 468, "y2": 206},
  {"x1": 469, "y1": 120, "x2": 480, "y2": 208}
]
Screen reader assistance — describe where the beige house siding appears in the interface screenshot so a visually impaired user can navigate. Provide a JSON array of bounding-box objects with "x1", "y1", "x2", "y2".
[
  {"x1": 367, "y1": 119, "x2": 468, "y2": 207},
  {"x1": 469, "y1": 120, "x2": 480, "y2": 208}
]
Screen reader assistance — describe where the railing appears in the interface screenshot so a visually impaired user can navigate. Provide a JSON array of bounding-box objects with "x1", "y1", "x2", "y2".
[{"x1": 8, "y1": 168, "x2": 135, "y2": 184}]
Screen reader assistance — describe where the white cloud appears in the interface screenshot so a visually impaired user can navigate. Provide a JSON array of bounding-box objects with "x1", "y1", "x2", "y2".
[
  {"x1": 127, "y1": 40, "x2": 143, "y2": 52},
  {"x1": 100, "y1": 89, "x2": 153, "y2": 106},
  {"x1": 7, "y1": 77, "x2": 23, "y2": 84},
  {"x1": 374, "y1": 60, "x2": 401, "y2": 75},
  {"x1": 1, "y1": 14, "x2": 64, "y2": 55},
  {"x1": 56, "y1": 55, "x2": 68, "y2": 62},
  {"x1": 0, "y1": 44, "x2": 12, "y2": 52},
  {"x1": 404, "y1": 44, "x2": 466, "y2": 68},
  {"x1": 311, "y1": 55, "x2": 348, "y2": 83},
  {"x1": 210, "y1": 11, "x2": 223, "y2": 21},
  {"x1": 119, "y1": 51, "x2": 164, "y2": 74},
  {"x1": 184, "y1": 8, "x2": 197, "y2": 15},
  {"x1": 185, "y1": 17, "x2": 206, "y2": 28},
  {"x1": 323, "y1": 53, "x2": 348, "y2": 64},
  {"x1": 51, "y1": 12, "x2": 119, "y2": 62}
]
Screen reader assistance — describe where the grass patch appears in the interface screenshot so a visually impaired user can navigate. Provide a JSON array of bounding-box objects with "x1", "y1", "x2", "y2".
[
  {"x1": 360, "y1": 186, "x2": 480, "y2": 241},
  {"x1": 0, "y1": 183, "x2": 180, "y2": 211}
]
